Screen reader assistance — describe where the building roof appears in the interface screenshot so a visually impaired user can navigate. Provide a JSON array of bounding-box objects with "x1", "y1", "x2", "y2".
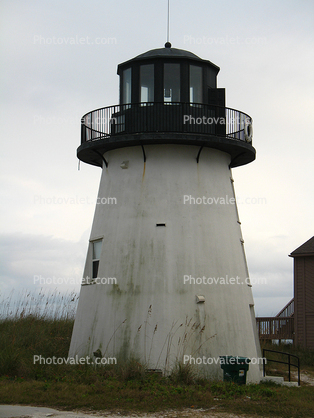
[
  {"x1": 289, "y1": 236, "x2": 314, "y2": 257},
  {"x1": 118, "y1": 44, "x2": 220, "y2": 72},
  {"x1": 134, "y1": 47, "x2": 201, "y2": 60}
]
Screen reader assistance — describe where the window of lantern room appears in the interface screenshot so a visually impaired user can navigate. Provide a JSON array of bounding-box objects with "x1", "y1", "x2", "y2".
[
  {"x1": 164, "y1": 63, "x2": 180, "y2": 103},
  {"x1": 189, "y1": 65, "x2": 202, "y2": 106},
  {"x1": 140, "y1": 64, "x2": 154, "y2": 106},
  {"x1": 122, "y1": 67, "x2": 131, "y2": 108}
]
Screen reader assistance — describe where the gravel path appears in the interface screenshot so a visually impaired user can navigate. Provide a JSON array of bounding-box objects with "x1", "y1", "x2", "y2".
[{"x1": 0, "y1": 405, "x2": 261, "y2": 418}]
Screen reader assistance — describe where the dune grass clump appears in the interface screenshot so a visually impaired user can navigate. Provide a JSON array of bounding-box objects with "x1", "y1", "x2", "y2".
[
  {"x1": 0, "y1": 291, "x2": 314, "y2": 417},
  {"x1": 0, "y1": 289, "x2": 77, "y2": 378}
]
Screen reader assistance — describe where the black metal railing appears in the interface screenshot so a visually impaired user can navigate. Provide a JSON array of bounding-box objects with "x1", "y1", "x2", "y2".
[
  {"x1": 263, "y1": 348, "x2": 300, "y2": 386},
  {"x1": 81, "y1": 102, "x2": 252, "y2": 145}
]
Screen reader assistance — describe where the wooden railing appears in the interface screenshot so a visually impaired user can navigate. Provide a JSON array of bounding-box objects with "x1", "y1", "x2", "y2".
[
  {"x1": 275, "y1": 298, "x2": 294, "y2": 318},
  {"x1": 256, "y1": 317, "x2": 294, "y2": 341}
]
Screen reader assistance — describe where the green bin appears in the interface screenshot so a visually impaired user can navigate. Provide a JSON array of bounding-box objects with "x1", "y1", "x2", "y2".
[{"x1": 220, "y1": 356, "x2": 251, "y2": 385}]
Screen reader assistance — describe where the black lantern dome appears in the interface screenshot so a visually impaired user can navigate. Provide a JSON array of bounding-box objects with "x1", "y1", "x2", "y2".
[
  {"x1": 123, "y1": 45, "x2": 207, "y2": 61},
  {"x1": 78, "y1": 45, "x2": 255, "y2": 168}
]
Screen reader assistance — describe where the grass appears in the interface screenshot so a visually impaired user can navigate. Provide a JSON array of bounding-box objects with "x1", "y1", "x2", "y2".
[
  {"x1": 0, "y1": 289, "x2": 77, "y2": 379},
  {"x1": 1, "y1": 377, "x2": 314, "y2": 417},
  {"x1": 0, "y1": 291, "x2": 314, "y2": 417}
]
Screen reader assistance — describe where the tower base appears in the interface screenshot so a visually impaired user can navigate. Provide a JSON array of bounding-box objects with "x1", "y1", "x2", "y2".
[{"x1": 69, "y1": 144, "x2": 262, "y2": 383}]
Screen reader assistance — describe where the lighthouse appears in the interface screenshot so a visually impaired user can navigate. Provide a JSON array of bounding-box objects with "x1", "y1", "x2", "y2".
[{"x1": 69, "y1": 43, "x2": 262, "y2": 382}]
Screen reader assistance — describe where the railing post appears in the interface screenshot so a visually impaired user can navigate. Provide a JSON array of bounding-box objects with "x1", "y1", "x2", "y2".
[
  {"x1": 111, "y1": 107, "x2": 116, "y2": 135},
  {"x1": 288, "y1": 354, "x2": 291, "y2": 382},
  {"x1": 81, "y1": 118, "x2": 85, "y2": 144},
  {"x1": 263, "y1": 349, "x2": 266, "y2": 377},
  {"x1": 91, "y1": 111, "x2": 93, "y2": 140}
]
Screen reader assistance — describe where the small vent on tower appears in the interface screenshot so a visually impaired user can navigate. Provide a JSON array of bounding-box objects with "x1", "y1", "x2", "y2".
[
  {"x1": 156, "y1": 223, "x2": 166, "y2": 227},
  {"x1": 196, "y1": 295, "x2": 205, "y2": 304}
]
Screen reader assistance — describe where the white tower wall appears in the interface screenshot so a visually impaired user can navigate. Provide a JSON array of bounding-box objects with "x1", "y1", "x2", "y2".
[{"x1": 69, "y1": 144, "x2": 262, "y2": 382}]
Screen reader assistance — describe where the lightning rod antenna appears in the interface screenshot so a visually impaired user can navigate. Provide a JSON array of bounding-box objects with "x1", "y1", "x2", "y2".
[{"x1": 167, "y1": 0, "x2": 170, "y2": 44}]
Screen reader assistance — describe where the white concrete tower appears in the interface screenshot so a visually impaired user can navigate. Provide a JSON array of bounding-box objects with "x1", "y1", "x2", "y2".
[{"x1": 69, "y1": 44, "x2": 262, "y2": 382}]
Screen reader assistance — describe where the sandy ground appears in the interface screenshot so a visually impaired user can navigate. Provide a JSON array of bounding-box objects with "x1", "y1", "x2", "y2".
[
  {"x1": 2, "y1": 371, "x2": 314, "y2": 418},
  {"x1": 292, "y1": 371, "x2": 314, "y2": 386},
  {"x1": 3, "y1": 371, "x2": 314, "y2": 418},
  {"x1": 0, "y1": 405, "x2": 261, "y2": 418}
]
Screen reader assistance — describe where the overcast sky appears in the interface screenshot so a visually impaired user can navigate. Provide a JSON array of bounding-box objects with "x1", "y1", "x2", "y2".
[{"x1": 1, "y1": 0, "x2": 313, "y2": 317}]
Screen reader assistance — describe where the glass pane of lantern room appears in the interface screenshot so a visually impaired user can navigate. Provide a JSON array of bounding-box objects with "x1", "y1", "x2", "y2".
[
  {"x1": 122, "y1": 68, "x2": 131, "y2": 105},
  {"x1": 189, "y1": 65, "x2": 202, "y2": 104},
  {"x1": 164, "y1": 63, "x2": 180, "y2": 103},
  {"x1": 140, "y1": 64, "x2": 154, "y2": 105}
]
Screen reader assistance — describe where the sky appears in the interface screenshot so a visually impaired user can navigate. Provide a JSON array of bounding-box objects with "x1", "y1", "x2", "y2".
[{"x1": 0, "y1": 0, "x2": 313, "y2": 317}]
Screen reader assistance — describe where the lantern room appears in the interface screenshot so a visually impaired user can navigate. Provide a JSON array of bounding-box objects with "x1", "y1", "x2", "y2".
[
  {"x1": 78, "y1": 44, "x2": 255, "y2": 168},
  {"x1": 118, "y1": 42, "x2": 225, "y2": 107}
]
